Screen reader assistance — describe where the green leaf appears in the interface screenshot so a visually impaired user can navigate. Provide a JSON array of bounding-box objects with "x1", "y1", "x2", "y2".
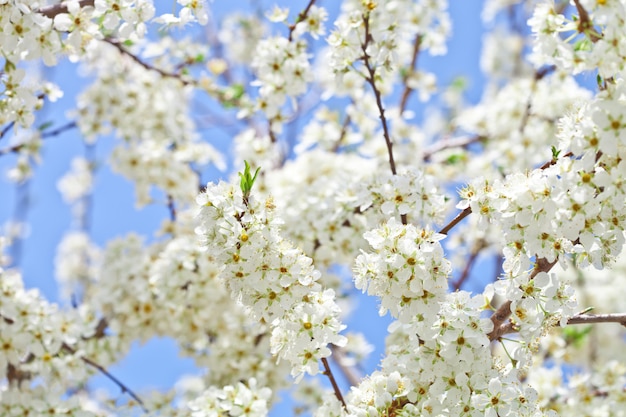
[
  {"x1": 4, "y1": 59, "x2": 16, "y2": 72},
  {"x1": 445, "y1": 154, "x2": 464, "y2": 165},
  {"x1": 38, "y1": 121, "x2": 54, "y2": 131},
  {"x1": 562, "y1": 325, "x2": 593, "y2": 348},
  {"x1": 450, "y1": 76, "x2": 467, "y2": 91},
  {"x1": 123, "y1": 39, "x2": 134, "y2": 47},
  {"x1": 551, "y1": 145, "x2": 561, "y2": 160},
  {"x1": 574, "y1": 38, "x2": 591, "y2": 52},
  {"x1": 238, "y1": 160, "x2": 261, "y2": 200}
]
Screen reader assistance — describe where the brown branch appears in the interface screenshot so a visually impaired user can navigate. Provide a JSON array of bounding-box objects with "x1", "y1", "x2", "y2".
[
  {"x1": 360, "y1": 12, "x2": 405, "y2": 224},
  {"x1": 498, "y1": 313, "x2": 626, "y2": 337},
  {"x1": 330, "y1": 345, "x2": 361, "y2": 388},
  {"x1": 518, "y1": 66, "x2": 556, "y2": 135},
  {"x1": 488, "y1": 258, "x2": 558, "y2": 341},
  {"x1": 38, "y1": 0, "x2": 95, "y2": 18},
  {"x1": 452, "y1": 240, "x2": 486, "y2": 291},
  {"x1": 63, "y1": 343, "x2": 147, "y2": 412},
  {"x1": 167, "y1": 195, "x2": 177, "y2": 222},
  {"x1": 567, "y1": 313, "x2": 626, "y2": 326},
  {"x1": 0, "y1": 122, "x2": 77, "y2": 156},
  {"x1": 360, "y1": 14, "x2": 396, "y2": 177},
  {"x1": 399, "y1": 34, "x2": 422, "y2": 114},
  {"x1": 572, "y1": 0, "x2": 602, "y2": 42},
  {"x1": 1, "y1": 121, "x2": 16, "y2": 140},
  {"x1": 438, "y1": 206, "x2": 472, "y2": 235},
  {"x1": 288, "y1": 0, "x2": 317, "y2": 42},
  {"x1": 423, "y1": 135, "x2": 483, "y2": 161},
  {"x1": 105, "y1": 38, "x2": 192, "y2": 85},
  {"x1": 332, "y1": 113, "x2": 352, "y2": 152},
  {"x1": 322, "y1": 357, "x2": 347, "y2": 409}
]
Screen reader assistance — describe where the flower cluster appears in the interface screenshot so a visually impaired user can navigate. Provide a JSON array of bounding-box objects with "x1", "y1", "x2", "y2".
[
  {"x1": 354, "y1": 167, "x2": 449, "y2": 226},
  {"x1": 457, "y1": 72, "x2": 592, "y2": 173},
  {"x1": 354, "y1": 218, "x2": 450, "y2": 323},
  {"x1": 73, "y1": 41, "x2": 224, "y2": 206},
  {"x1": 328, "y1": 0, "x2": 450, "y2": 76},
  {"x1": 187, "y1": 378, "x2": 272, "y2": 417},
  {"x1": 250, "y1": 36, "x2": 313, "y2": 122},
  {"x1": 0, "y1": 267, "x2": 102, "y2": 396},
  {"x1": 196, "y1": 180, "x2": 346, "y2": 379},
  {"x1": 529, "y1": 0, "x2": 626, "y2": 78}
]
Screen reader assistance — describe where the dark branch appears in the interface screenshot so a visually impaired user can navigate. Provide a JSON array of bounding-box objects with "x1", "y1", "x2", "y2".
[
  {"x1": 399, "y1": 34, "x2": 422, "y2": 113},
  {"x1": 288, "y1": 0, "x2": 317, "y2": 42},
  {"x1": 322, "y1": 357, "x2": 347, "y2": 409}
]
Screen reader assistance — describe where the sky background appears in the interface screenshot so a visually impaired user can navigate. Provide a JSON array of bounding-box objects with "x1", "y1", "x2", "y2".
[{"x1": 0, "y1": 1, "x2": 488, "y2": 414}]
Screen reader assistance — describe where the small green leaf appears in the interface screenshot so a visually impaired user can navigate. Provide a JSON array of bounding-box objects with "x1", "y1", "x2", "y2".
[
  {"x1": 450, "y1": 76, "x2": 467, "y2": 91},
  {"x1": 4, "y1": 59, "x2": 16, "y2": 72},
  {"x1": 238, "y1": 160, "x2": 261, "y2": 200},
  {"x1": 445, "y1": 154, "x2": 463, "y2": 165},
  {"x1": 562, "y1": 325, "x2": 593, "y2": 348},
  {"x1": 38, "y1": 121, "x2": 54, "y2": 131},
  {"x1": 574, "y1": 38, "x2": 591, "y2": 52},
  {"x1": 551, "y1": 145, "x2": 561, "y2": 160},
  {"x1": 123, "y1": 39, "x2": 134, "y2": 47}
]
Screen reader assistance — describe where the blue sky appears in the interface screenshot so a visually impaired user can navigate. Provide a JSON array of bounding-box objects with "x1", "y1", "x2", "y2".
[{"x1": 0, "y1": 1, "x2": 487, "y2": 414}]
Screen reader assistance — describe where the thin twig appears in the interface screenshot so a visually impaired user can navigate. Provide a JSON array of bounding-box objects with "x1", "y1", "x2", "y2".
[
  {"x1": 0, "y1": 121, "x2": 16, "y2": 140},
  {"x1": 423, "y1": 135, "x2": 483, "y2": 161},
  {"x1": 0, "y1": 122, "x2": 77, "y2": 156},
  {"x1": 63, "y1": 343, "x2": 147, "y2": 412},
  {"x1": 452, "y1": 240, "x2": 485, "y2": 291},
  {"x1": 105, "y1": 39, "x2": 192, "y2": 85},
  {"x1": 360, "y1": 12, "x2": 405, "y2": 225},
  {"x1": 81, "y1": 356, "x2": 148, "y2": 412},
  {"x1": 167, "y1": 195, "x2": 177, "y2": 222},
  {"x1": 438, "y1": 206, "x2": 472, "y2": 236},
  {"x1": 288, "y1": 0, "x2": 317, "y2": 41},
  {"x1": 330, "y1": 345, "x2": 361, "y2": 388},
  {"x1": 360, "y1": 13, "x2": 396, "y2": 176},
  {"x1": 332, "y1": 114, "x2": 352, "y2": 152},
  {"x1": 498, "y1": 313, "x2": 626, "y2": 337},
  {"x1": 399, "y1": 34, "x2": 422, "y2": 113},
  {"x1": 322, "y1": 357, "x2": 347, "y2": 409}
]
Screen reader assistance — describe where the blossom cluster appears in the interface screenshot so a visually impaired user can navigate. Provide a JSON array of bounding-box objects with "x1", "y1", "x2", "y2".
[
  {"x1": 187, "y1": 378, "x2": 272, "y2": 417},
  {"x1": 353, "y1": 218, "x2": 450, "y2": 323},
  {"x1": 196, "y1": 181, "x2": 347, "y2": 379},
  {"x1": 529, "y1": 0, "x2": 626, "y2": 78}
]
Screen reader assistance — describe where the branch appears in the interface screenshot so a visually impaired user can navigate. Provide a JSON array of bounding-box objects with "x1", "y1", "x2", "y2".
[
  {"x1": 360, "y1": 12, "x2": 405, "y2": 225},
  {"x1": 452, "y1": 239, "x2": 486, "y2": 291},
  {"x1": 0, "y1": 121, "x2": 16, "y2": 140},
  {"x1": 63, "y1": 343, "x2": 148, "y2": 412},
  {"x1": 488, "y1": 257, "x2": 557, "y2": 341},
  {"x1": 398, "y1": 34, "x2": 422, "y2": 114},
  {"x1": 330, "y1": 345, "x2": 361, "y2": 388},
  {"x1": 38, "y1": 0, "x2": 95, "y2": 18},
  {"x1": 498, "y1": 313, "x2": 626, "y2": 337},
  {"x1": 288, "y1": 0, "x2": 317, "y2": 41},
  {"x1": 0, "y1": 122, "x2": 77, "y2": 156},
  {"x1": 322, "y1": 357, "x2": 347, "y2": 409},
  {"x1": 105, "y1": 39, "x2": 192, "y2": 85},
  {"x1": 572, "y1": 0, "x2": 602, "y2": 42},
  {"x1": 567, "y1": 313, "x2": 626, "y2": 326},
  {"x1": 423, "y1": 135, "x2": 483, "y2": 161},
  {"x1": 438, "y1": 206, "x2": 472, "y2": 235},
  {"x1": 360, "y1": 14, "x2": 396, "y2": 177}
]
